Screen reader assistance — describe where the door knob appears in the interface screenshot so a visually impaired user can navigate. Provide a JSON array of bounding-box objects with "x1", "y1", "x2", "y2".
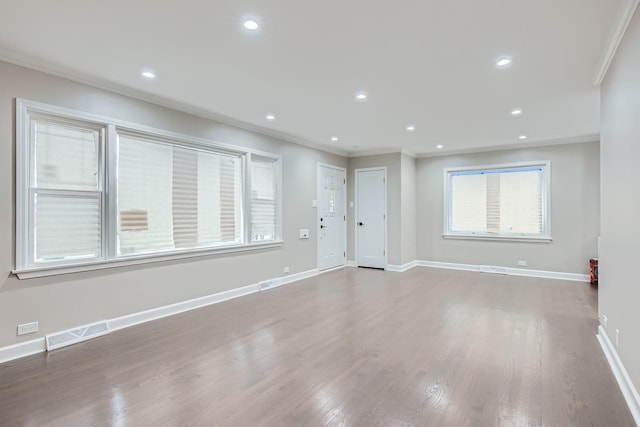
[{"x1": 320, "y1": 224, "x2": 326, "y2": 229}]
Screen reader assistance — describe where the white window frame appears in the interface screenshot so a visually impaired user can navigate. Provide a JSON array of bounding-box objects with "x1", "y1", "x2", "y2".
[
  {"x1": 442, "y1": 161, "x2": 552, "y2": 242},
  {"x1": 14, "y1": 99, "x2": 283, "y2": 279}
]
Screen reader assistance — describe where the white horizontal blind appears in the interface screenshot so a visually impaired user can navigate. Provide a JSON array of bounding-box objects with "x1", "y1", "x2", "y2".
[
  {"x1": 32, "y1": 120, "x2": 103, "y2": 263},
  {"x1": 251, "y1": 157, "x2": 278, "y2": 241},
  {"x1": 449, "y1": 167, "x2": 544, "y2": 236},
  {"x1": 117, "y1": 133, "x2": 243, "y2": 256}
]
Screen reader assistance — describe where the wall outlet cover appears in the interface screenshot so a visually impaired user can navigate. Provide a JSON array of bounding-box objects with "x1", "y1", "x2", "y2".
[{"x1": 17, "y1": 322, "x2": 39, "y2": 336}]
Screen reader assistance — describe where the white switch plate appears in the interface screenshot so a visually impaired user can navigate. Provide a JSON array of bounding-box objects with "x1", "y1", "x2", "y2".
[
  {"x1": 312, "y1": 200, "x2": 318, "y2": 208},
  {"x1": 299, "y1": 229, "x2": 310, "y2": 239},
  {"x1": 349, "y1": 201, "x2": 354, "y2": 208},
  {"x1": 17, "y1": 322, "x2": 38, "y2": 336}
]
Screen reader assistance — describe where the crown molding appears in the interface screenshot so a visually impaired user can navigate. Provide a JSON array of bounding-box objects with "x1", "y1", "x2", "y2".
[
  {"x1": 593, "y1": 0, "x2": 640, "y2": 86},
  {"x1": 415, "y1": 134, "x2": 600, "y2": 158},
  {"x1": 0, "y1": 49, "x2": 349, "y2": 158}
]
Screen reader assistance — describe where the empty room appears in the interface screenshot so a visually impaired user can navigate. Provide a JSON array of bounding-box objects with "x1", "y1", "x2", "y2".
[{"x1": 1, "y1": 1, "x2": 639, "y2": 426}]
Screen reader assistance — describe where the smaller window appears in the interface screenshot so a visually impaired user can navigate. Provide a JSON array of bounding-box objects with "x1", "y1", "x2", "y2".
[
  {"x1": 250, "y1": 156, "x2": 280, "y2": 242},
  {"x1": 443, "y1": 161, "x2": 551, "y2": 241}
]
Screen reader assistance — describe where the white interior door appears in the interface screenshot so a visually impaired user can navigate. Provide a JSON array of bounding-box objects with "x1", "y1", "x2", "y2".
[
  {"x1": 356, "y1": 168, "x2": 386, "y2": 269},
  {"x1": 318, "y1": 164, "x2": 346, "y2": 271}
]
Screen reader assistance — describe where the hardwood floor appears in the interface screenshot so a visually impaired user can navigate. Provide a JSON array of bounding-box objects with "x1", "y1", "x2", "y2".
[{"x1": 0, "y1": 267, "x2": 634, "y2": 426}]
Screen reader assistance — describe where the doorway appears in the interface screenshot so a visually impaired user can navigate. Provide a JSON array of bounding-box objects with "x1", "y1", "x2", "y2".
[
  {"x1": 317, "y1": 163, "x2": 346, "y2": 271},
  {"x1": 355, "y1": 167, "x2": 387, "y2": 269}
]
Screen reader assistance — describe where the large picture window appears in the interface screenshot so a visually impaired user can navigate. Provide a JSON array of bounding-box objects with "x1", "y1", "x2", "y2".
[
  {"x1": 15, "y1": 100, "x2": 282, "y2": 278},
  {"x1": 443, "y1": 162, "x2": 551, "y2": 241}
]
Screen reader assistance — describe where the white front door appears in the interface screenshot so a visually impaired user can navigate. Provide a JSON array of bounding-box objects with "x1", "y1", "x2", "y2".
[
  {"x1": 318, "y1": 164, "x2": 346, "y2": 271},
  {"x1": 356, "y1": 168, "x2": 386, "y2": 269}
]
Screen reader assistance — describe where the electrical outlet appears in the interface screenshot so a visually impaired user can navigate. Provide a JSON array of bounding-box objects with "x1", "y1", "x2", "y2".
[
  {"x1": 299, "y1": 229, "x2": 310, "y2": 239},
  {"x1": 17, "y1": 322, "x2": 38, "y2": 336},
  {"x1": 602, "y1": 315, "x2": 608, "y2": 328},
  {"x1": 616, "y1": 329, "x2": 620, "y2": 348},
  {"x1": 283, "y1": 266, "x2": 290, "y2": 274},
  {"x1": 517, "y1": 260, "x2": 527, "y2": 267}
]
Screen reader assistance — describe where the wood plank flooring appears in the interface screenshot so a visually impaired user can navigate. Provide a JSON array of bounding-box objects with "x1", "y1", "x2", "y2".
[{"x1": 0, "y1": 267, "x2": 635, "y2": 426}]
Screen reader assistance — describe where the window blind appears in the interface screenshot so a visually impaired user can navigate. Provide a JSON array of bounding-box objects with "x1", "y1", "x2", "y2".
[
  {"x1": 251, "y1": 157, "x2": 278, "y2": 241},
  {"x1": 32, "y1": 120, "x2": 102, "y2": 263},
  {"x1": 117, "y1": 133, "x2": 243, "y2": 256},
  {"x1": 449, "y1": 167, "x2": 544, "y2": 236}
]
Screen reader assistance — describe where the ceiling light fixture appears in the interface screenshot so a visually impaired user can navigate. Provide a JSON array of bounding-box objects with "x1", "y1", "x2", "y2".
[
  {"x1": 496, "y1": 57, "x2": 512, "y2": 68},
  {"x1": 243, "y1": 19, "x2": 259, "y2": 31},
  {"x1": 518, "y1": 135, "x2": 527, "y2": 140},
  {"x1": 406, "y1": 125, "x2": 416, "y2": 132},
  {"x1": 141, "y1": 71, "x2": 156, "y2": 79},
  {"x1": 331, "y1": 136, "x2": 339, "y2": 142},
  {"x1": 355, "y1": 91, "x2": 368, "y2": 101},
  {"x1": 265, "y1": 114, "x2": 275, "y2": 120},
  {"x1": 436, "y1": 145, "x2": 443, "y2": 149},
  {"x1": 511, "y1": 108, "x2": 523, "y2": 116}
]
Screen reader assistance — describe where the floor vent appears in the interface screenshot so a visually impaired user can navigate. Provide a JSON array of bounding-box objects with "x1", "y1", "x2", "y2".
[
  {"x1": 45, "y1": 321, "x2": 111, "y2": 351},
  {"x1": 480, "y1": 265, "x2": 508, "y2": 275},
  {"x1": 259, "y1": 278, "x2": 283, "y2": 291}
]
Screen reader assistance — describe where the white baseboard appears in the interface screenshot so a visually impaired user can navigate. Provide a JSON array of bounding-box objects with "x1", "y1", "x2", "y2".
[
  {"x1": 346, "y1": 260, "x2": 356, "y2": 267},
  {"x1": 386, "y1": 260, "x2": 418, "y2": 272},
  {"x1": 597, "y1": 325, "x2": 640, "y2": 424},
  {"x1": 0, "y1": 268, "x2": 319, "y2": 364},
  {"x1": 0, "y1": 337, "x2": 46, "y2": 364},
  {"x1": 416, "y1": 260, "x2": 589, "y2": 282},
  {"x1": 108, "y1": 283, "x2": 261, "y2": 332},
  {"x1": 283, "y1": 268, "x2": 319, "y2": 283}
]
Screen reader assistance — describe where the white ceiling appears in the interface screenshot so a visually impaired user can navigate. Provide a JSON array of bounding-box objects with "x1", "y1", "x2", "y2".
[{"x1": 0, "y1": 0, "x2": 624, "y2": 156}]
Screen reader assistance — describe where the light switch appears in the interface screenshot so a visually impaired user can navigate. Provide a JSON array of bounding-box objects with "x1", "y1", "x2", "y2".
[
  {"x1": 299, "y1": 229, "x2": 310, "y2": 239},
  {"x1": 349, "y1": 201, "x2": 354, "y2": 208},
  {"x1": 312, "y1": 200, "x2": 318, "y2": 208}
]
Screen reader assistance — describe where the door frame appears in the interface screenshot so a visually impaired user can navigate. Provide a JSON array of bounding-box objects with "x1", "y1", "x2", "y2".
[
  {"x1": 354, "y1": 167, "x2": 388, "y2": 268},
  {"x1": 317, "y1": 162, "x2": 347, "y2": 271}
]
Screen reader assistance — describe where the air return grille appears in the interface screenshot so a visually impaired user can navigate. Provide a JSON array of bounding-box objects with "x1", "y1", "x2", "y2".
[{"x1": 45, "y1": 321, "x2": 110, "y2": 351}]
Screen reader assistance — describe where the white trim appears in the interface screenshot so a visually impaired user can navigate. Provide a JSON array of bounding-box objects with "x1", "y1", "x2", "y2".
[
  {"x1": 317, "y1": 163, "x2": 348, "y2": 271},
  {"x1": 346, "y1": 260, "x2": 357, "y2": 267},
  {"x1": 0, "y1": 268, "x2": 320, "y2": 364},
  {"x1": 355, "y1": 167, "x2": 388, "y2": 268},
  {"x1": 0, "y1": 52, "x2": 348, "y2": 157},
  {"x1": 14, "y1": 98, "x2": 285, "y2": 279},
  {"x1": 415, "y1": 134, "x2": 600, "y2": 159},
  {"x1": 593, "y1": 0, "x2": 640, "y2": 85},
  {"x1": 282, "y1": 268, "x2": 320, "y2": 283},
  {"x1": 13, "y1": 241, "x2": 283, "y2": 279},
  {"x1": 0, "y1": 338, "x2": 46, "y2": 364},
  {"x1": 442, "y1": 234, "x2": 553, "y2": 243},
  {"x1": 108, "y1": 283, "x2": 261, "y2": 331},
  {"x1": 385, "y1": 260, "x2": 418, "y2": 272},
  {"x1": 415, "y1": 260, "x2": 589, "y2": 282},
  {"x1": 597, "y1": 325, "x2": 640, "y2": 424}
]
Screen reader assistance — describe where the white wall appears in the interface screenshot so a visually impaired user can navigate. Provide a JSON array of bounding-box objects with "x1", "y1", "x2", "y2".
[
  {"x1": 0, "y1": 60, "x2": 346, "y2": 348},
  {"x1": 600, "y1": 6, "x2": 640, "y2": 393},
  {"x1": 416, "y1": 142, "x2": 600, "y2": 274}
]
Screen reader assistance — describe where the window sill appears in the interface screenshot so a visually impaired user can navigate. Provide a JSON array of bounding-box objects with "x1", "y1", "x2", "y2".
[
  {"x1": 442, "y1": 234, "x2": 552, "y2": 243},
  {"x1": 12, "y1": 241, "x2": 284, "y2": 279}
]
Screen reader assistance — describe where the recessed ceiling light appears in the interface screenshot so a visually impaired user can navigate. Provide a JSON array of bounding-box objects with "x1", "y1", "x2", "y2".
[
  {"x1": 496, "y1": 57, "x2": 512, "y2": 68},
  {"x1": 243, "y1": 19, "x2": 259, "y2": 31},
  {"x1": 331, "y1": 136, "x2": 339, "y2": 142},
  {"x1": 436, "y1": 144, "x2": 443, "y2": 149},
  {"x1": 406, "y1": 125, "x2": 416, "y2": 132},
  {"x1": 265, "y1": 114, "x2": 275, "y2": 120},
  {"x1": 355, "y1": 91, "x2": 368, "y2": 101},
  {"x1": 518, "y1": 135, "x2": 527, "y2": 140},
  {"x1": 141, "y1": 71, "x2": 156, "y2": 79},
  {"x1": 511, "y1": 108, "x2": 523, "y2": 116}
]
